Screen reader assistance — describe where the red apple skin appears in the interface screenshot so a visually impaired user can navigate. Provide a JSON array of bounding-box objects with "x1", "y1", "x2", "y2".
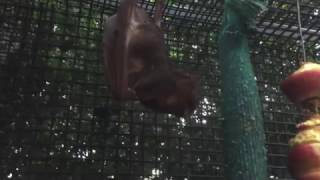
[
  {"x1": 299, "y1": 172, "x2": 320, "y2": 180},
  {"x1": 288, "y1": 143, "x2": 320, "y2": 180},
  {"x1": 280, "y1": 70, "x2": 320, "y2": 104}
]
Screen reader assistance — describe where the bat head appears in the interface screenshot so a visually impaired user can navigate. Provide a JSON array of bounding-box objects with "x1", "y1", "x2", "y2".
[
  {"x1": 135, "y1": 70, "x2": 200, "y2": 117},
  {"x1": 171, "y1": 70, "x2": 200, "y2": 116}
]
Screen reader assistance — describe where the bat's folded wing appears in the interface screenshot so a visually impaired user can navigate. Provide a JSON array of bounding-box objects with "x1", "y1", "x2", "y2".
[
  {"x1": 103, "y1": 0, "x2": 140, "y2": 100},
  {"x1": 103, "y1": 14, "x2": 130, "y2": 100}
]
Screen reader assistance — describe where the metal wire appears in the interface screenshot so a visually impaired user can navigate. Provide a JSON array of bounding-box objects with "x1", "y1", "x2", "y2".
[{"x1": 296, "y1": 0, "x2": 307, "y2": 62}]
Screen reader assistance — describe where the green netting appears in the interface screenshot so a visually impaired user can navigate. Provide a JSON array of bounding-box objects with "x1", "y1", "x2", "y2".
[
  {"x1": 0, "y1": 0, "x2": 319, "y2": 180},
  {"x1": 218, "y1": 0, "x2": 268, "y2": 179}
]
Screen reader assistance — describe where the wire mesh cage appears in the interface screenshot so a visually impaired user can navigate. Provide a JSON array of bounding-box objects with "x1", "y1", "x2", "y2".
[{"x1": 0, "y1": 0, "x2": 319, "y2": 179}]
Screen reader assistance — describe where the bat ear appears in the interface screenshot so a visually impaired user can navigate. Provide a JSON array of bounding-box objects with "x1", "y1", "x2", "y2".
[{"x1": 154, "y1": 0, "x2": 166, "y2": 27}]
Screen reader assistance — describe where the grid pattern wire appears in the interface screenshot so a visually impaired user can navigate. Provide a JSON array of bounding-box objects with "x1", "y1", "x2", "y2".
[{"x1": 0, "y1": 0, "x2": 319, "y2": 179}]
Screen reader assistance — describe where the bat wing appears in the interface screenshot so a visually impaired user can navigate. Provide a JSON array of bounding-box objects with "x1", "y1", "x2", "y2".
[
  {"x1": 103, "y1": 0, "x2": 139, "y2": 100},
  {"x1": 104, "y1": 15, "x2": 127, "y2": 99}
]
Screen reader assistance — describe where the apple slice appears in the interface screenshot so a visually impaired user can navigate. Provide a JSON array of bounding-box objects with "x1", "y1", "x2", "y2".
[
  {"x1": 288, "y1": 143, "x2": 320, "y2": 180},
  {"x1": 288, "y1": 116, "x2": 320, "y2": 180},
  {"x1": 280, "y1": 62, "x2": 320, "y2": 105}
]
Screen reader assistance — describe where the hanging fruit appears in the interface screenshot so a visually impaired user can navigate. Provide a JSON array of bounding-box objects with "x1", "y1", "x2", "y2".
[
  {"x1": 280, "y1": 62, "x2": 320, "y2": 113},
  {"x1": 288, "y1": 115, "x2": 320, "y2": 180},
  {"x1": 280, "y1": 62, "x2": 320, "y2": 180}
]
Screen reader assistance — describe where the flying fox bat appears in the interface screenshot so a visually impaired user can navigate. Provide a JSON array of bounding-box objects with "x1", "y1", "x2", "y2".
[{"x1": 103, "y1": 0, "x2": 199, "y2": 116}]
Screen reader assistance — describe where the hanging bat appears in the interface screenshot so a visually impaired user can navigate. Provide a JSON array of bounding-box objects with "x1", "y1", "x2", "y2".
[{"x1": 103, "y1": 0, "x2": 200, "y2": 116}]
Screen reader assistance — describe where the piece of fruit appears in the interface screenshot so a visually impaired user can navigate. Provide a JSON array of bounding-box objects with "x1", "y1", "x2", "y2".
[
  {"x1": 288, "y1": 116, "x2": 320, "y2": 180},
  {"x1": 280, "y1": 62, "x2": 320, "y2": 105}
]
